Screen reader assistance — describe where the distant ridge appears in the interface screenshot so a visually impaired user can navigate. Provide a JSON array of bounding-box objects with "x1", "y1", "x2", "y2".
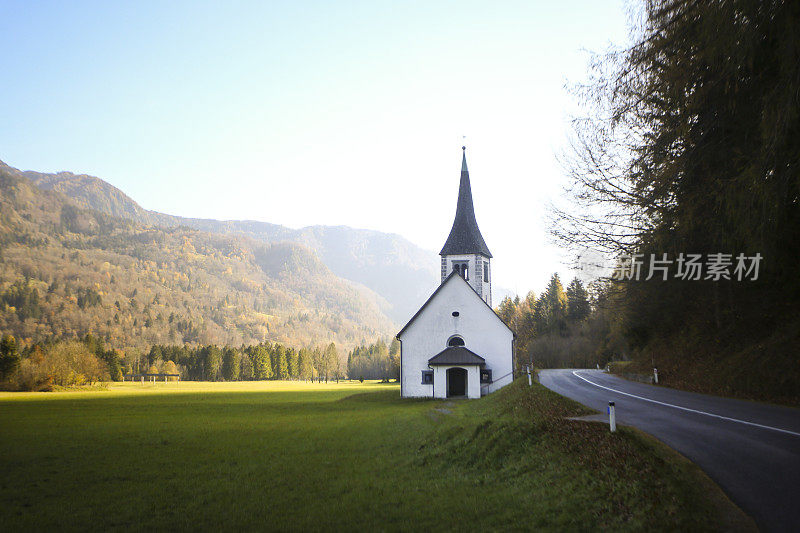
[
  {"x1": 15, "y1": 162, "x2": 440, "y2": 322},
  {"x1": 0, "y1": 162, "x2": 400, "y2": 350}
]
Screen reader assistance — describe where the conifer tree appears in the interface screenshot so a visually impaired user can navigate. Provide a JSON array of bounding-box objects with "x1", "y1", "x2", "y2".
[
  {"x1": 495, "y1": 296, "x2": 517, "y2": 326},
  {"x1": 287, "y1": 348, "x2": 299, "y2": 379},
  {"x1": 566, "y1": 278, "x2": 591, "y2": 321},
  {"x1": 251, "y1": 345, "x2": 272, "y2": 380},
  {"x1": 240, "y1": 352, "x2": 254, "y2": 380},
  {"x1": 222, "y1": 347, "x2": 240, "y2": 381},
  {"x1": 274, "y1": 344, "x2": 288, "y2": 379},
  {"x1": 298, "y1": 348, "x2": 314, "y2": 381},
  {"x1": 0, "y1": 334, "x2": 19, "y2": 381},
  {"x1": 324, "y1": 343, "x2": 338, "y2": 382},
  {"x1": 537, "y1": 274, "x2": 567, "y2": 334}
]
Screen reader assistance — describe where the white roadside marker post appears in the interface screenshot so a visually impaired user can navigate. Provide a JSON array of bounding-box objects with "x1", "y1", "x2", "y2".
[
  {"x1": 608, "y1": 401, "x2": 617, "y2": 433},
  {"x1": 527, "y1": 365, "x2": 532, "y2": 387},
  {"x1": 653, "y1": 368, "x2": 659, "y2": 384}
]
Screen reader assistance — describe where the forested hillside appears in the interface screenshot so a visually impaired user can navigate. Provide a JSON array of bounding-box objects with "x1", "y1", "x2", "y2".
[
  {"x1": 552, "y1": 0, "x2": 800, "y2": 403},
  {"x1": 0, "y1": 163, "x2": 395, "y2": 351},
  {"x1": 21, "y1": 164, "x2": 439, "y2": 322}
]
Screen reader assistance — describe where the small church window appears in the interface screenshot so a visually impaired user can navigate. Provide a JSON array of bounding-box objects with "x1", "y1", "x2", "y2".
[
  {"x1": 451, "y1": 311, "x2": 459, "y2": 317},
  {"x1": 483, "y1": 261, "x2": 489, "y2": 282},
  {"x1": 421, "y1": 370, "x2": 433, "y2": 384},
  {"x1": 447, "y1": 335, "x2": 465, "y2": 347},
  {"x1": 480, "y1": 369, "x2": 493, "y2": 383}
]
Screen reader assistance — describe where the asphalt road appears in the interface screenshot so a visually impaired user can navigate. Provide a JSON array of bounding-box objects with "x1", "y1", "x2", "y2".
[{"x1": 538, "y1": 369, "x2": 800, "y2": 533}]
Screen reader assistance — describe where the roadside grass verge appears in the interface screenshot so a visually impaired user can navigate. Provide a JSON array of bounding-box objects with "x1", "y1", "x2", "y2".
[
  {"x1": 0, "y1": 379, "x2": 752, "y2": 531},
  {"x1": 421, "y1": 379, "x2": 754, "y2": 531},
  {"x1": 607, "y1": 360, "x2": 634, "y2": 374}
]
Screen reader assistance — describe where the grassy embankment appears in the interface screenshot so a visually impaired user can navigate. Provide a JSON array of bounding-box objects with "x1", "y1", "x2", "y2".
[{"x1": 0, "y1": 379, "x2": 752, "y2": 531}]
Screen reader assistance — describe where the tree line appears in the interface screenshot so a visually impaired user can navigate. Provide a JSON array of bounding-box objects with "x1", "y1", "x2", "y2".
[
  {"x1": 496, "y1": 274, "x2": 619, "y2": 369},
  {"x1": 0, "y1": 332, "x2": 401, "y2": 391},
  {"x1": 346, "y1": 338, "x2": 400, "y2": 381},
  {"x1": 143, "y1": 342, "x2": 342, "y2": 382},
  {"x1": 0, "y1": 334, "x2": 115, "y2": 390}
]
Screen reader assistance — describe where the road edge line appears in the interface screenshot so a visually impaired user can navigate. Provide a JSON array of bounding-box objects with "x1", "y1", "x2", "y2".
[{"x1": 571, "y1": 371, "x2": 800, "y2": 438}]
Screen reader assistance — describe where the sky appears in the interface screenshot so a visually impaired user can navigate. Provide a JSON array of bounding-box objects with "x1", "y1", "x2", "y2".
[{"x1": 0, "y1": 1, "x2": 631, "y2": 296}]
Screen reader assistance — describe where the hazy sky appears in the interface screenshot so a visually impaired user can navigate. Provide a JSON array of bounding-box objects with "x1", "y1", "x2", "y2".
[{"x1": 0, "y1": 1, "x2": 630, "y2": 296}]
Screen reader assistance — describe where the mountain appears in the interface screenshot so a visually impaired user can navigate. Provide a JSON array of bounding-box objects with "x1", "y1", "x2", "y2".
[
  {"x1": 21, "y1": 166, "x2": 440, "y2": 322},
  {"x1": 0, "y1": 162, "x2": 395, "y2": 351}
]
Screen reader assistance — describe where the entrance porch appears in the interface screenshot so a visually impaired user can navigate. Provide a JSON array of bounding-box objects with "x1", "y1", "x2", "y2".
[{"x1": 428, "y1": 346, "x2": 486, "y2": 399}]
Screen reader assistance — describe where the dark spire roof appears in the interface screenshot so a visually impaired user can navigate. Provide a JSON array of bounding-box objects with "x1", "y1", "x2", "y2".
[{"x1": 439, "y1": 147, "x2": 492, "y2": 258}]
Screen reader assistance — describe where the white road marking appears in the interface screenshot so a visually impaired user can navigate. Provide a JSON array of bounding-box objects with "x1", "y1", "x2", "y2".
[{"x1": 570, "y1": 370, "x2": 800, "y2": 438}]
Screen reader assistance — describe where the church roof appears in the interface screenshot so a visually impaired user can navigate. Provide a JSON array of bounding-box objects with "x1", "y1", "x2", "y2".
[
  {"x1": 428, "y1": 346, "x2": 486, "y2": 366},
  {"x1": 439, "y1": 147, "x2": 492, "y2": 258},
  {"x1": 395, "y1": 270, "x2": 514, "y2": 338}
]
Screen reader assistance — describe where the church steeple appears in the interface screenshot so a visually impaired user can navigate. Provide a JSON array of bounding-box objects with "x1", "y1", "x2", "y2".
[
  {"x1": 440, "y1": 147, "x2": 492, "y2": 258},
  {"x1": 439, "y1": 146, "x2": 493, "y2": 306}
]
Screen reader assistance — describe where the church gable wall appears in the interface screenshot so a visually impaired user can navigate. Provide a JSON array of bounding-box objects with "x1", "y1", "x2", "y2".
[{"x1": 399, "y1": 276, "x2": 513, "y2": 398}]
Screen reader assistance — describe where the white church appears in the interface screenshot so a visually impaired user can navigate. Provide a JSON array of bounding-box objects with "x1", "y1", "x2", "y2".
[{"x1": 397, "y1": 147, "x2": 515, "y2": 399}]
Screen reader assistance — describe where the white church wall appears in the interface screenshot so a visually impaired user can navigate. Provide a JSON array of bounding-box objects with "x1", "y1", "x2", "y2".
[
  {"x1": 466, "y1": 366, "x2": 481, "y2": 399},
  {"x1": 399, "y1": 275, "x2": 513, "y2": 398},
  {"x1": 432, "y1": 366, "x2": 446, "y2": 398}
]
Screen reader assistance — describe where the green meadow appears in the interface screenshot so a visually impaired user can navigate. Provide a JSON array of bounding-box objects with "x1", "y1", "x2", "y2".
[{"x1": 0, "y1": 379, "x2": 750, "y2": 531}]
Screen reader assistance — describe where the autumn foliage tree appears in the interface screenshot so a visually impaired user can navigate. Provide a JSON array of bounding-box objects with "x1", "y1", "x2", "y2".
[{"x1": 496, "y1": 274, "x2": 597, "y2": 369}]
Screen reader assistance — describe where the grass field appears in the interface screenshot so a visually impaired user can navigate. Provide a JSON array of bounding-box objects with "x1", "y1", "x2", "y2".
[{"x1": 0, "y1": 379, "x2": 751, "y2": 531}]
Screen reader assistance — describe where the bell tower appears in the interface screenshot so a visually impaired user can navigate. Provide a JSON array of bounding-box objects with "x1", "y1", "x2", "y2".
[{"x1": 440, "y1": 146, "x2": 493, "y2": 306}]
